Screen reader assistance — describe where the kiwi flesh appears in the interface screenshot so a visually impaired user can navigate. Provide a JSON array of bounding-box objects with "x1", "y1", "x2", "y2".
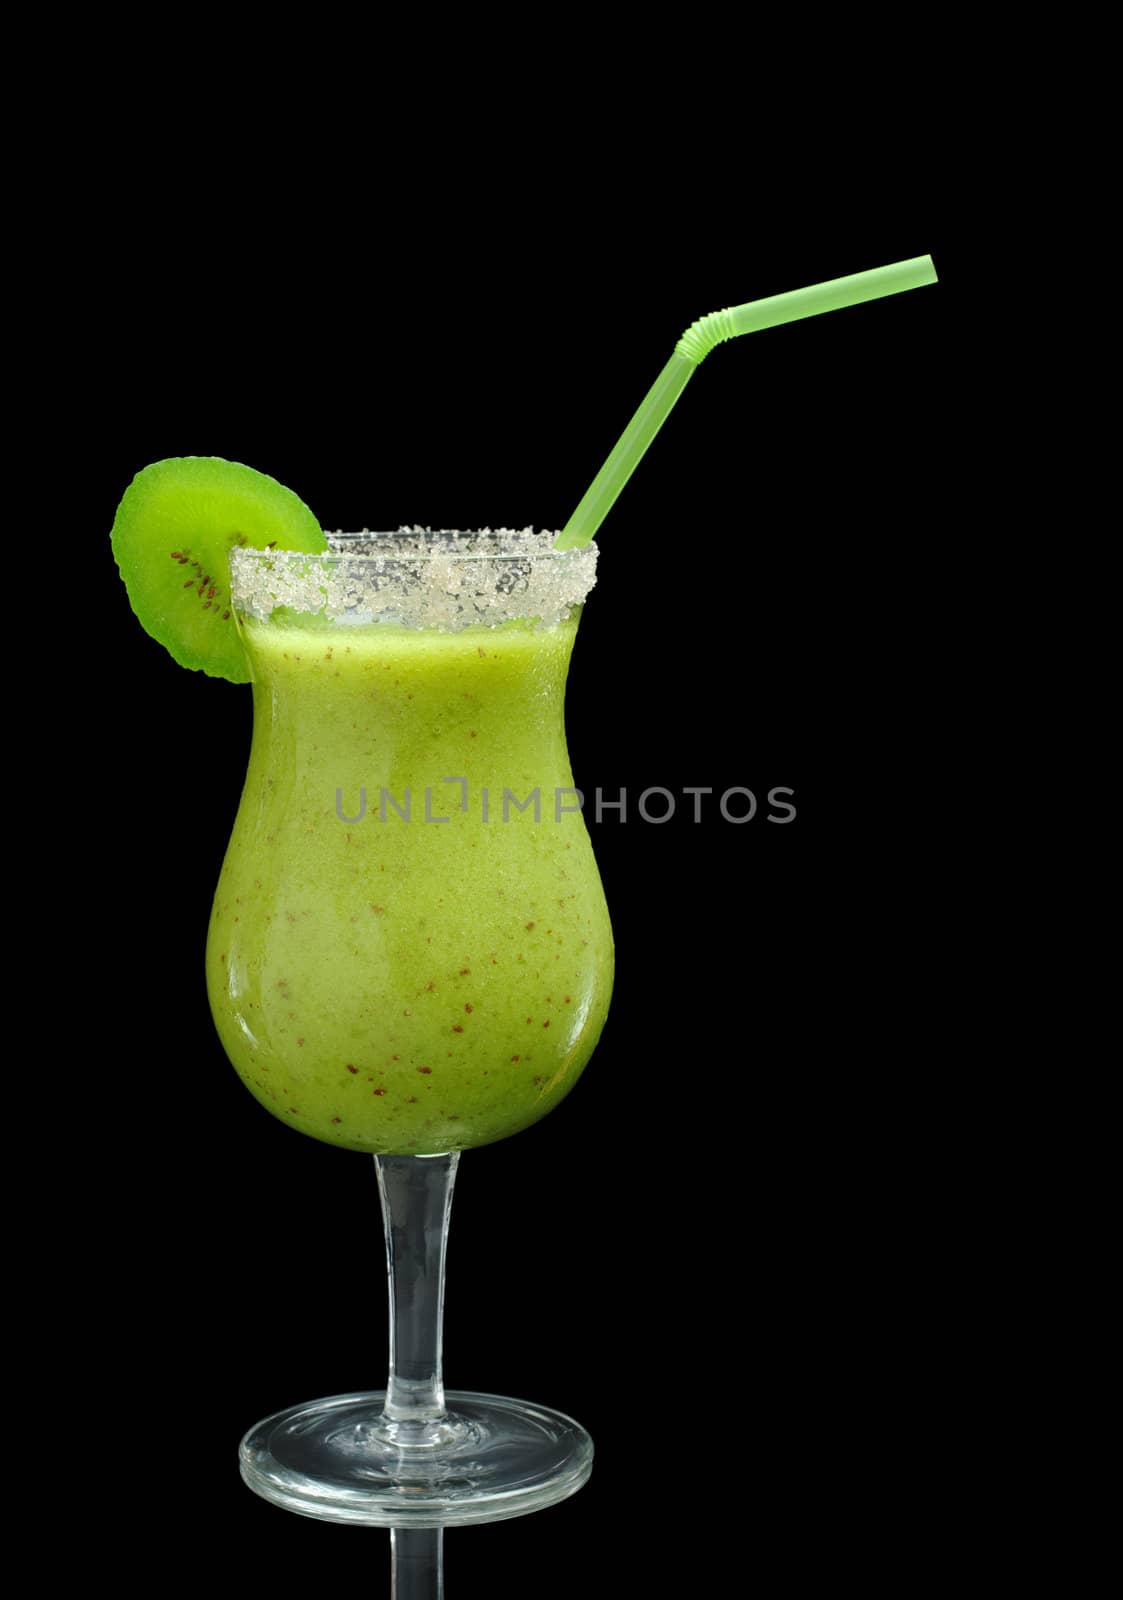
[{"x1": 110, "y1": 456, "x2": 327, "y2": 683}]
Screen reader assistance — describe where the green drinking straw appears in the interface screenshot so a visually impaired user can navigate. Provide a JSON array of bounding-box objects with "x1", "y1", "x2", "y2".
[{"x1": 552, "y1": 254, "x2": 938, "y2": 551}]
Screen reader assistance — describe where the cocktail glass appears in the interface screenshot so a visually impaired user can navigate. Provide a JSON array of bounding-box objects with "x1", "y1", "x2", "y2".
[{"x1": 207, "y1": 531, "x2": 612, "y2": 1525}]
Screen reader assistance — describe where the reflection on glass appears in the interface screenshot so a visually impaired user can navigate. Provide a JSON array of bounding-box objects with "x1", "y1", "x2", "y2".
[{"x1": 392, "y1": 1528, "x2": 443, "y2": 1599}]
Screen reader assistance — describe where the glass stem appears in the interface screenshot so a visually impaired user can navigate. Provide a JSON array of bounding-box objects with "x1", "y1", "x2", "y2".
[
  {"x1": 391, "y1": 1529, "x2": 444, "y2": 1599},
  {"x1": 375, "y1": 1152, "x2": 460, "y2": 1441}
]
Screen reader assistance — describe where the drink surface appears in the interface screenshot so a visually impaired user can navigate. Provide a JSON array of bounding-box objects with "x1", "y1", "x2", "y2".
[{"x1": 206, "y1": 613, "x2": 613, "y2": 1153}]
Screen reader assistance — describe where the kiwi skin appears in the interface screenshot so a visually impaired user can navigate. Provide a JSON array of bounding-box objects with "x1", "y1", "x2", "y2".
[{"x1": 110, "y1": 456, "x2": 326, "y2": 684}]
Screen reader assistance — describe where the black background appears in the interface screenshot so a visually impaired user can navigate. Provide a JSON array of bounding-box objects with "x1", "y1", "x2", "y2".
[{"x1": 48, "y1": 97, "x2": 968, "y2": 1592}]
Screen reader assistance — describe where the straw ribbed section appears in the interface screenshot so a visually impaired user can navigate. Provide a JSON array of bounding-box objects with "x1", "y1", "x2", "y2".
[{"x1": 675, "y1": 306, "x2": 738, "y2": 365}]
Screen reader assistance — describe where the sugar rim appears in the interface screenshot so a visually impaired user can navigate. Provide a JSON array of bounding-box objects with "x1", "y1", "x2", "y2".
[{"x1": 231, "y1": 529, "x2": 597, "y2": 630}]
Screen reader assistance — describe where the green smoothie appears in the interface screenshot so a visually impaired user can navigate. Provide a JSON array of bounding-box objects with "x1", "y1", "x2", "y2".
[{"x1": 206, "y1": 610, "x2": 613, "y2": 1154}]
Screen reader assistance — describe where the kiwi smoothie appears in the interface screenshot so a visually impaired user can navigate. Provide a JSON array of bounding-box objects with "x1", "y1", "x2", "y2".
[{"x1": 206, "y1": 611, "x2": 613, "y2": 1154}]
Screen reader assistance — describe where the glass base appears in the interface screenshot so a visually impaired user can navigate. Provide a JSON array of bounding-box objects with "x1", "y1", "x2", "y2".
[{"x1": 239, "y1": 1390, "x2": 594, "y2": 1527}]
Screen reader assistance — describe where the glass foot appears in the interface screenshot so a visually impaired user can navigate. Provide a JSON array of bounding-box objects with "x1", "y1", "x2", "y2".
[{"x1": 240, "y1": 1390, "x2": 594, "y2": 1527}]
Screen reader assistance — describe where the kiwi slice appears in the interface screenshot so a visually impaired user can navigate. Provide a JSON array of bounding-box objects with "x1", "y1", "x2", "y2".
[{"x1": 110, "y1": 456, "x2": 327, "y2": 683}]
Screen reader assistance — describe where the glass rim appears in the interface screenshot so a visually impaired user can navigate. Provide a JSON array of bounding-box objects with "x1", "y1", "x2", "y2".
[
  {"x1": 237, "y1": 530, "x2": 584, "y2": 565},
  {"x1": 230, "y1": 532, "x2": 597, "y2": 630}
]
